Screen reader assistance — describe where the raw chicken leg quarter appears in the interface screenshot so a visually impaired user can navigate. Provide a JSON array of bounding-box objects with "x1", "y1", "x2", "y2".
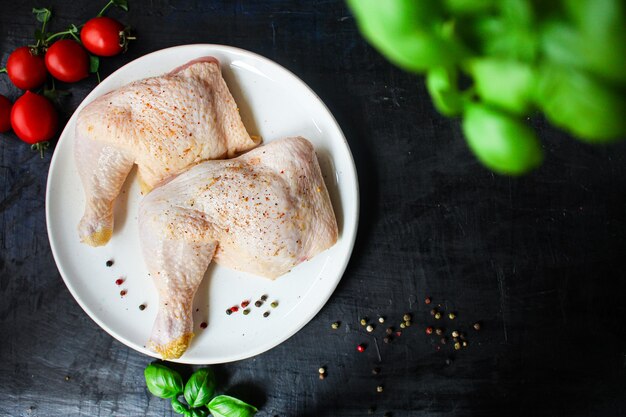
[
  {"x1": 139, "y1": 136, "x2": 338, "y2": 359},
  {"x1": 75, "y1": 57, "x2": 259, "y2": 247}
]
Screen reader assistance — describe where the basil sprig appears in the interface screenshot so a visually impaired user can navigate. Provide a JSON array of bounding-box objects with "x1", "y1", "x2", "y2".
[{"x1": 144, "y1": 364, "x2": 257, "y2": 416}]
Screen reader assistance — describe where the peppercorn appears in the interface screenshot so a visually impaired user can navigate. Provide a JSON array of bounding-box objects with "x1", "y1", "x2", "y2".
[
  {"x1": 403, "y1": 313, "x2": 411, "y2": 321},
  {"x1": 120, "y1": 290, "x2": 127, "y2": 297},
  {"x1": 357, "y1": 344, "x2": 366, "y2": 352},
  {"x1": 434, "y1": 312, "x2": 442, "y2": 320},
  {"x1": 448, "y1": 312, "x2": 456, "y2": 320},
  {"x1": 372, "y1": 367, "x2": 380, "y2": 375},
  {"x1": 226, "y1": 309, "x2": 232, "y2": 315},
  {"x1": 65, "y1": 375, "x2": 70, "y2": 381},
  {"x1": 200, "y1": 322, "x2": 207, "y2": 329},
  {"x1": 425, "y1": 297, "x2": 432, "y2": 304},
  {"x1": 366, "y1": 324, "x2": 374, "y2": 333},
  {"x1": 451, "y1": 330, "x2": 459, "y2": 338},
  {"x1": 395, "y1": 331, "x2": 402, "y2": 337},
  {"x1": 230, "y1": 306, "x2": 239, "y2": 313},
  {"x1": 386, "y1": 327, "x2": 394, "y2": 335},
  {"x1": 261, "y1": 294, "x2": 268, "y2": 301},
  {"x1": 378, "y1": 316, "x2": 385, "y2": 323},
  {"x1": 254, "y1": 300, "x2": 263, "y2": 307},
  {"x1": 263, "y1": 311, "x2": 270, "y2": 318},
  {"x1": 271, "y1": 301, "x2": 279, "y2": 308},
  {"x1": 404, "y1": 320, "x2": 411, "y2": 327},
  {"x1": 400, "y1": 322, "x2": 406, "y2": 329},
  {"x1": 376, "y1": 385, "x2": 384, "y2": 393},
  {"x1": 440, "y1": 337, "x2": 447, "y2": 344},
  {"x1": 454, "y1": 342, "x2": 461, "y2": 350},
  {"x1": 430, "y1": 308, "x2": 437, "y2": 316},
  {"x1": 138, "y1": 304, "x2": 146, "y2": 311},
  {"x1": 425, "y1": 326, "x2": 433, "y2": 335},
  {"x1": 318, "y1": 367, "x2": 325, "y2": 374},
  {"x1": 331, "y1": 322, "x2": 340, "y2": 330},
  {"x1": 241, "y1": 300, "x2": 250, "y2": 308},
  {"x1": 383, "y1": 336, "x2": 391, "y2": 344},
  {"x1": 106, "y1": 260, "x2": 114, "y2": 267},
  {"x1": 115, "y1": 278, "x2": 124, "y2": 286},
  {"x1": 360, "y1": 318, "x2": 367, "y2": 326},
  {"x1": 319, "y1": 373, "x2": 325, "y2": 380},
  {"x1": 473, "y1": 322, "x2": 481, "y2": 331},
  {"x1": 435, "y1": 328, "x2": 443, "y2": 336},
  {"x1": 243, "y1": 309, "x2": 250, "y2": 315},
  {"x1": 462, "y1": 341, "x2": 468, "y2": 347}
]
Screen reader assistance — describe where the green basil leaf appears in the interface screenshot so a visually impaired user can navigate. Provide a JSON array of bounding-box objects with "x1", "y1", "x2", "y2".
[
  {"x1": 144, "y1": 363, "x2": 184, "y2": 399},
  {"x1": 535, "y1": 65, "x2": 626, "y2": 142},
  {"x1": 89, "y1": 55, "x2": 100, "y2": 73},
  {"x1": 183, "y1": 368, "x2": 216, "y2": 408},
  {"x1": 32, "y1": 8, "x2": 51, "y2": 24},
  {"x1": 207, "y1": 395, "x2": 258, "y2": 417},
  {"x1": 540, "y1": 16, "x2": 626, "y2": 85},
  {"x1": 112, "y1": 0, "x2": 129, "y2": 11},
  {"x1": 171, "y1": 397, "x2": 189, "y2": 415},
  {"x1": 426, "y1": 66, "x2": 463, "y2": 116},
  {"x1": 467, "y1": 58, "x2": 535, "y2": 114},
  {"x1": 347, "y1": 0, "x2": 466, "y2": 72},
  {"x1": 462, "y1": 102, "x2": 543, "y2": 175}
]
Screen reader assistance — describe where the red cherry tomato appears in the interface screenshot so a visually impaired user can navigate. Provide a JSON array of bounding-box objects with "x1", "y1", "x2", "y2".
[
  {"x1": 45, "y1": 40, "x2": 89, "y2": 83},
  {"x1": 81, "y1": 17, "x2": 125, "y2": 57},
  {"x1": 6, "y1": 46, "x2": 48, "y2": 90},
  {"x1": 10, "y1": 91, "x2": 58, "y2": 144},
  {"x1": 0, "y1": 95, "x2": 12, "y2": 132}
]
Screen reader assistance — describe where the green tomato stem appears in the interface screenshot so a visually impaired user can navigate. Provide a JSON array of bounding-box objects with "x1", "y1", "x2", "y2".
[
  {"x1": 31, "y1": 142, "x2": 50, "y2": 159},
  {"x1": 45, "y1": 28, "x2": 78, "y2": 43},
  {"x1": 98, "y1": 0, "x2": 115, "y2": 17}
]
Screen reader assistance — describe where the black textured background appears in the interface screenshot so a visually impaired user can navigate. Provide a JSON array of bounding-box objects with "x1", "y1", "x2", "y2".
[{"x1": 2, "y1": 1, "x2": 626, "y2": 416}]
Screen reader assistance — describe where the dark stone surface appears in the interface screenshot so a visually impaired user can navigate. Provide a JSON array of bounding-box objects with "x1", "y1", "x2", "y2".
[{"x1": 2, "y1": 1, "x2": 626, "y2": 416}]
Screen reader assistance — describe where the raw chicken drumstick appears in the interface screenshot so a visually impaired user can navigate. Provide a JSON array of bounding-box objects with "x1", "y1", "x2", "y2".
[
  {"x1": 139, "y1": 137, "x2": 338, "y2": 359},
  {"x1": 75, "y1": 57, "x2": 259, "y2": 246}
]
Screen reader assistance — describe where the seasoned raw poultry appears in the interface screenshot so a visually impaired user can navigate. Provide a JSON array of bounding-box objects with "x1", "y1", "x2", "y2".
[
  {"x1": 138, "y1": 137, "x2": 338, "y2": 359},
  {"x1": 75, "y1": 57, "x2": 259, "y2": 246}
]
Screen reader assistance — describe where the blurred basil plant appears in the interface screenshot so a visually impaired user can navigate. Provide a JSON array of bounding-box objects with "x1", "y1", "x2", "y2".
[{"x1": 347, "y1": 0, "x2": 626, "y2": 175}]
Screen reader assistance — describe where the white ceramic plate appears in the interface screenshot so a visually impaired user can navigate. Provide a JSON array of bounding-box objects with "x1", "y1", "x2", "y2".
[{"x1": 46, "y1": 45, "x2": 359, "y2": 364}]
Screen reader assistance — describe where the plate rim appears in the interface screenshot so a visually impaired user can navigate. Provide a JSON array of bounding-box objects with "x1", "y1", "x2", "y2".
[{"x1": 46, "y1": 44, "x2": 360, "y2": 364}]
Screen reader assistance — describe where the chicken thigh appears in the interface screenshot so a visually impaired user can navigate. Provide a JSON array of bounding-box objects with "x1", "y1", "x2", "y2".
[
  {"x1": 139, "y1": 137, "x2": 338, "y2": 359},
  {"x1": 75, "y1": 57, "x2": 259, "y2": 246}
]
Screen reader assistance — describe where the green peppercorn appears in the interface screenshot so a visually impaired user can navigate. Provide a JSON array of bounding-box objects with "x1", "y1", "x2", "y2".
[
  {"x1": 473, "y1": 322, "x2": 481, "y2": 331},
  {"x1": 243, "y1": 308, "x2": 250, "y2": 315},
  {"x1": 400, "y1": 322, "x2": 406, "y2": 329},
  {"x1": 448, "y1": 312, "x2": 456, "y2": 320},
  {"x1": 454, "y1": 342, "x2": 461, "y2": 350},
  {"x1": 451, "y1": 330, "x2": 459, "y2": 338},
  {"x1": 376, "y1": 385, "x2": 384, "y2": 393},
  {"x1": 403, "y1": 313, "x2": 411, "y2": 321},
  {"x1": 404, "y1": 320, "x2": 411, "y2": 327},
  {"x1": 271, "y1": 301, "x2": 279, "y2": 308},
  {"x1": 434, "y1": 312, "x2": 442, "y2": 319},
  {"x1": 331, "y1": 321, "x2": 340, "y2": 330}
]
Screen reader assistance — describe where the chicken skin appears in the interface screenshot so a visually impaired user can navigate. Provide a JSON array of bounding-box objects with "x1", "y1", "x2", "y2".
[
  {"x1": 138, "y1": 137, "x2": 338, "y2": 359},
  {"x1": 75, "y1": 57, "x2": 259, "y2": 247}
]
